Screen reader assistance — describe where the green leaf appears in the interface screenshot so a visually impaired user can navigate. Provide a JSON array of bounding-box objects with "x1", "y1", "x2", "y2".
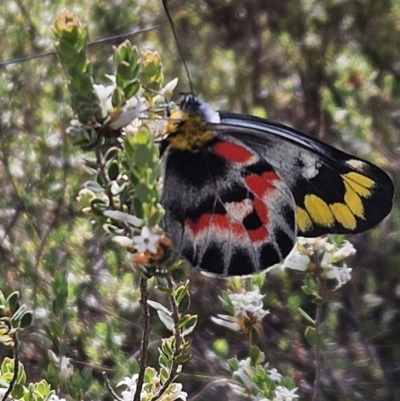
[
  {"x1": 157, "y1": 311, "x2": 175, "y2": 331},
  {"x1": 159, "y1": 367, "x2": 169, "y2": 382},
  {"x1": 170, "y1": 265, "x2": 186, "y2": 282},
  {"x1": 6, "y1": 292, "x2": 20, "y2": 314},
  {"x1": 35, "y1": 380, "x2": 49, "y2": 397},
  {"x1": 148, "y1": 210, "x2": 164, "y2": 227},
  {"x1": 305, "y1": 326, "x2": 316, "y2": 346},
  {"x1": 132, "y1": 194, "x2": 145, "y2": 217},
  {"x1": 177, "y1": 294, "x2": 190, "y2": 314},
  {"x1": 43, "y1": 366, "x2": 58, "y2": 390},
  {"x1": 227, "y1": 357, "x2": 239, "y2": 372},
  {"x1": 104, "y1": 146, "x2": 120, "y2": 161},
  {"x1": 108, "y1": 162, "x2": 119, "y2": 181},
  {"x1": 147, "y1": 300, "x2": 171, "y2": 315},
  {"x1": 304, "y1": 273, "x2": 318, "y2": 291},
  {"x1": 124, "y1": 137, "x2": 136, "y2": 159},
  {"x1": 124, "y1": 81, "x2": 141, "y2": 99},
  {"x1": 19, "y1": 312, "x2": 33, "y2": 330},
  {"x1": 249, "y1": 345, "x2": 264, "y2": 365},
  {"x1": 181, "y1": 316, "x2": 197, "y2": 337},
  {"x1": 11, "y1": 304, "x2": 27, "y2": 322},
  {"x1": 175, "y1": 352, "x2": 191, "y2": 364},
  {"x1": 298, "y1": 308, "x2": 315, "y2": 325},
  {"x1": 83, "y1": 180, "x2": 105, "y2": 193},
  {"x1": 11, "y1": 383, "x2": 26, "y2": 399},
  {"x1": 135, "y1": 183, "x2": 152, "y2": 203},
  {"x1": 80, "y1": 368, "x2": 93, "y2": 392},
  {"x1": 133, "y1": 128, "x2": 151, "y2": 145},
  {"x1": 134, "y1": 145, "x2": 153, "y2": 167},
  {"x1": 0, "y1": 291, "x2": 6, "y2": 305}
]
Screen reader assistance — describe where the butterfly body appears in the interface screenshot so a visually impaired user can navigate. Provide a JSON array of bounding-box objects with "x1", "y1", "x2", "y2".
[{"x1": 161, "y1": 93, "x2": 394, "y2": 276}]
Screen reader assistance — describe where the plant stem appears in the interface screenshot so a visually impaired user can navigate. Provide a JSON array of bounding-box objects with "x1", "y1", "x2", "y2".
[
  {"x1": 102, "y1": 372, "x2": 123, "y2": 401},
  {"x1": 2, "y1": 334, "x2": 19, "y2": 401},
  {"x1": 133, "y1": 275, "x2": 151, "y2": 401},
  {"x1": 149, "y1": 277, "x2": 182, "y2": 401},
  {"x1": 312, "y1": 256, "x2": 323, "y2": 401}
]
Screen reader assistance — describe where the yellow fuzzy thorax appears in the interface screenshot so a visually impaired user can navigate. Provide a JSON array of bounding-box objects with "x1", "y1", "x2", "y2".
[{"x1": 163, "y1": 109, "x2": 215, "y2": 150}]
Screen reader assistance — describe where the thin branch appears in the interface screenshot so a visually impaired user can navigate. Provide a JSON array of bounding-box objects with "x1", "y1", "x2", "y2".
[
  {"x1": 0, "y1": 27, "x2": 156, "y2": 67},
  {"x1": 133, "y1": 276, "x2": 151, "y2": 401},
  {"x1": 102, "y1": 372, "x2": 123, "y2": 401},
  {"x1": 311, "y1": 256, "x2": 324, "y2": 401},
  {"x1": 2, "y1": 334, "x2": 19, "y2": 401},
  {"x1": 95, "y1": 148, "x2": 117, "y2": 210},
  {"x1": 149, "y1": 277, "x2": 182, "y2": 401}
]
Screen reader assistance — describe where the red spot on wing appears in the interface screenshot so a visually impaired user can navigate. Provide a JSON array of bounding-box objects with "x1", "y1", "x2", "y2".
[
  {"x1": 186, "y1": 214, "x2": 231, "y2": 237},
  {"x1": 253, "y1": 198, "x2": 269, "y2": 226},
  {"x1": 232, "y1": 221, "x2": 248, "y2": 239},
  {"x1": 245, "y1": 174, "x2": 279, "y2": 198},
  {"x1": 212, "y1": 141, "x2": 256, "y2": 164},
  {"x1": 186, "y1": 213, "x2": 252, "y2": 241},
  {"x1": 212, "y1": 214, "x2": 230, "y2": 231},
  {"x1": 262, "y1": 171, "x2": 280, "y2": 182},
  {"x1": 186, "y1": 215, "x2": 211, "y2": 236},
  {"x1": 248, "y1": 226, "x2": 269, "y2": 242}
]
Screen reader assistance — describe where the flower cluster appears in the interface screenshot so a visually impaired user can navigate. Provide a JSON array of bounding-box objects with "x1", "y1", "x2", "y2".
[
  {"x1": 117, "y1": 368, "x2": 187, "y2": 401},
  {"x1": 281, "y1": 236, "x2": 356, "y2": 290},
  {"x1": 211, "y1": 289, "x2": 269, "y2": 332},
  {"x1": 229, "y1": 354, "x2": 299, "y2": 401}
]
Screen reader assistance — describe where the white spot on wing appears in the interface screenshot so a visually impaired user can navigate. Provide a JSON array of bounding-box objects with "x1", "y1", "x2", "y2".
[
  {"x1": 225, "y1": 199, "x2": 253, "y2": 221},
  {"x1": 298, "y1": 151, "x2": 320, "y2": 179}
]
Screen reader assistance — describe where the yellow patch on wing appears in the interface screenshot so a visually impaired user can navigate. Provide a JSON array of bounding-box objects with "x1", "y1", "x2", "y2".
[
  {"x1": 330, "y1": 203, "x2": 357, "y2": 229},
  {"x1": 296, "y1": 206, "x2": 312, "y2": 232},
  {"x1": 344, "y1": 182, "x2": 365, "y2": 218},
  {"x1": 304, "y1": 195, "x2": 335, "y2": 227},
  {"x1": 342, "y1": 172, "x2": 374, "y2": 198}
]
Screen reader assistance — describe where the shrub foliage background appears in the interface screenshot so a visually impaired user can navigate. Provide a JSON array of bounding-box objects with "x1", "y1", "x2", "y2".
[{"x1": 0, "y1": 0, "x2": 399, "y2": 400}]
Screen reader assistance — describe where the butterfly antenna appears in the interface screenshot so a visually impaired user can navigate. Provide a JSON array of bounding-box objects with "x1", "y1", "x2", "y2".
[{"x1": 162, "y1": 0, "x2": 194, "y2": 94}]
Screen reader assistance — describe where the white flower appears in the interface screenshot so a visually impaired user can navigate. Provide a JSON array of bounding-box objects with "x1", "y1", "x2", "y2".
[
  {"x1": 267, "y1": 368, "x2": 282, "y2": 382},
  {"x1": 229, "y1": 290, "x2": 269, "y2": 321},
  {"x1": 48, "y1": 394, "x2": 66, "y2": 401},
  {"x1": 117, "y1": 373, "x2": 187, "y2": 401},
  {"x1": 103, "y1": 210, "x2": 143, "y2": 227},
  {"x1": 232, "y1": 357, "x2": 254, "y2": 390},
  {"x1": 93, "y1": 84, "x2": 115, "y2": 117},
  {"x1": 213, "y1": 290, "x2": 269, "y2": 331},
  {"x1": 326, "y1": 264, "x2": 352, "y2": 290},
  {"x1": 159, "y1": 78, "x2": 178, "y2": 98},
  {"x1": 112, "y1": 236, "x2": 135, "y2": 248},
  {"x1": 332, "y1": 240, "x2": 356, "y2": 260},
  {"x1": 109, "y1": 97, "x2": 145, "y2": 130},
  {"x1": 229, "y1": 383, "x2": 248, "y2": 396},
  {"x1": 117, "y1": 374, "x2": 142, "y2": 401},
  {"x1": 211, "y1": 315, "x2": 241, "y2": 331},
  {"x1": 133, "y1": 226, "x2": 160, "y2": 253},
  {"x1": 47, "y1": 351, "x2": 72, "y2": 378},
  {"x1": 273, "y1": 386, "x2": 299, "y2": 401},
  {"x1": 117, "y1": 374, "x2": 139, "y2": 391},
  {"x1": 281, "y1": 247, "x2": 310, "y2": 271},
  {"x1": 321, "y1": 240, "x2": 356, "y2": 268},
  {"x1": 159, "y1": 383, "x2": 187, "y2": 401}
]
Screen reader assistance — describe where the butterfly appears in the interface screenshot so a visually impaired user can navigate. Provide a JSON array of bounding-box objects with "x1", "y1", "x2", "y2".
[{"x1": 160, "y1": 93, "x2": 394, "y2": 276}]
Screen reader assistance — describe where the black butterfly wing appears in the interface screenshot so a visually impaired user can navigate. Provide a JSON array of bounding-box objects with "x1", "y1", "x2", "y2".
[
  {"x1": 216, "y1": 112, "x2": 394, "y2": 237},
  {"x1": 161, "y1": 138, "x2": 296, "y2": 276}
]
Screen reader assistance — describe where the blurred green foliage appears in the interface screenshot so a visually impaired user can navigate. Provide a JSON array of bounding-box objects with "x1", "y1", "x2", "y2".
[{"x1": 0, "y1": 0, "x2": 399, "y2": 400}]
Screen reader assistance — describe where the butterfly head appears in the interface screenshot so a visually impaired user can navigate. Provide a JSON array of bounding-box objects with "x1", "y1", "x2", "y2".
[{"x1": 162, "y1": 93, "x2": 220, "y2": 151}]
